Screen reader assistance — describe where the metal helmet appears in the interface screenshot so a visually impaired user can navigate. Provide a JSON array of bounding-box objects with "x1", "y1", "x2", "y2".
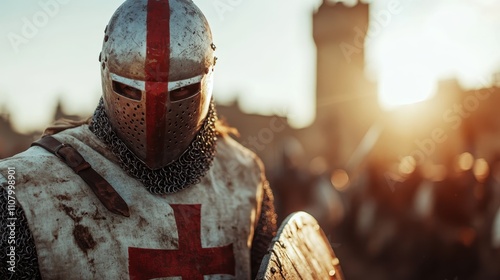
[{"x1": 99, "y1": 0, "x2": 216, "y2": 170}]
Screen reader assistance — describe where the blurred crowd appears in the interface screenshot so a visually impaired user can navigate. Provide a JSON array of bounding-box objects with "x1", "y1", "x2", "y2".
[{"x1": 269, "y1": 139, "x2": 500, "y2": 280}]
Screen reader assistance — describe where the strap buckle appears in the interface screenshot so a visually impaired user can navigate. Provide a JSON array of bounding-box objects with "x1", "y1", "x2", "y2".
[{"x1": 54, "y1": 143, "x2": 73, "y2": 160}]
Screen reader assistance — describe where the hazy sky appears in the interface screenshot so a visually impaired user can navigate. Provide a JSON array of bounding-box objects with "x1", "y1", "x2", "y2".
[{"x1": 1, "y1": 0, "x2": 500, "y2": 133}]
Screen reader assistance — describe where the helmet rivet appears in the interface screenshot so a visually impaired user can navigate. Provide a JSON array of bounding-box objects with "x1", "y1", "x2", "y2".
[{"x1": 210, "y1": 43, "x2": 216, "y2": 51}]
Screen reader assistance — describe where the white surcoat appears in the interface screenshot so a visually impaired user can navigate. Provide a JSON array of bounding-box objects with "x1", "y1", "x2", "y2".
[{"x1": 0, "y1": 125, "x2": 264, "y2": 279}]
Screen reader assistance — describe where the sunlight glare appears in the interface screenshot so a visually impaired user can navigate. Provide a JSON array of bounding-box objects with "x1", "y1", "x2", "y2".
[
  {"x1": 331, "y1": 169, "x2": 350, "y2": 192},
  {"x1": 473, "y1": 158, "x2": 489, "y2": 182},
  {"x1": 378, "y1": 62, "x2": 436, "y2": 110},
  {"x1": 398, "y1": 156, "x2": 416, "y2": 176},
  {"x1": 456, "y1": 152, "x2": 474, "y2": 172}
]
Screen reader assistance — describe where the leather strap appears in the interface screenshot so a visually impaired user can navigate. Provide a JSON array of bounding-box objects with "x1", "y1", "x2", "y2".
[{"x1": 32, "y1": 136, "x2": 130, "y2": 217}]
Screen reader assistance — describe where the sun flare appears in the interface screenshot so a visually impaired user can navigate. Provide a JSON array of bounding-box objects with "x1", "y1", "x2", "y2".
[{"x1": 378, "y1": 64, "x2": 436, "y2": 110}]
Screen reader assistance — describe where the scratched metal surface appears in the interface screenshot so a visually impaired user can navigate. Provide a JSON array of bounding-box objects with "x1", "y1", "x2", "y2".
[{"x1": 256, "y1": 212, "x2": 345, "y2": 280}]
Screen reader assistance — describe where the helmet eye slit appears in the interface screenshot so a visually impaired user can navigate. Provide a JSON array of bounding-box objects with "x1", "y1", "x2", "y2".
[
  {"x1": 112, "y1": 81, "x2": 142, "y2": 101},
  {"x1": 170, "y1": 82, "x2": 201, "y2": 102}
]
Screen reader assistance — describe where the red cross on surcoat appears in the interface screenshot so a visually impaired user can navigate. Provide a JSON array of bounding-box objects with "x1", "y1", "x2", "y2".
[{"x1": 128, "y1": 204, "x2": 235, "y2": 280}]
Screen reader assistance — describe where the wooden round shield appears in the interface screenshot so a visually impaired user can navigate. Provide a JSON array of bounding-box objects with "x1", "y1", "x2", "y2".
[{"x1": 255, "y1": 211, "x2": 344, "y2": 280}]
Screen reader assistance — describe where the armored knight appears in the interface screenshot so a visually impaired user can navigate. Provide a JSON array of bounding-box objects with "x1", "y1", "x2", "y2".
[{"x1": 0, "y1": 0, "x2": 276, "y2": 279}]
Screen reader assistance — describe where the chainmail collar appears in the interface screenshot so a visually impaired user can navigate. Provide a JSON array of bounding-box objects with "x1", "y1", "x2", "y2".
[{"x1": 89, "y1": 98, "x2": 218, "y2": 194}]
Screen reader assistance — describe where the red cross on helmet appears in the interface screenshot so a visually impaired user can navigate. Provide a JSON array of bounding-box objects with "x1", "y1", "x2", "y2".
[{"x1": 99, "y1": 0, "x2": 216, "y2": 170}]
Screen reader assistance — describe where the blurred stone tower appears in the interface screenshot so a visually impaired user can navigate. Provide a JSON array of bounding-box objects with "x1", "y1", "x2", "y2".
[{"x1": 313, "y1": 0, "x2": 378, "y2": 168}]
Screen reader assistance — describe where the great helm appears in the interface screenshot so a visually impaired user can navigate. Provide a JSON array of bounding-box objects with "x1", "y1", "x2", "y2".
[{"x1": 99, "y1": 0, "x2": 216, "y2": 170}]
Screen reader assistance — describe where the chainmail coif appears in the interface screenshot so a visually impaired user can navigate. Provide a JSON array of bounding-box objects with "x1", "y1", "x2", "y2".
[{"x1": 89, "y1": 98, "x2": 218, "y2": 194}]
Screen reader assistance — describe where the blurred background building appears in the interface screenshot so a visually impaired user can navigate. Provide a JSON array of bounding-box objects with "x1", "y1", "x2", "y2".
[{"x1": 2, "y1": 0, "x2": 500, "y2": 279}]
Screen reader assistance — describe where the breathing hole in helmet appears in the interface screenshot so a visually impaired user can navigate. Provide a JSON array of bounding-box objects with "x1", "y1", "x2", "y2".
[
  {"x1": 170, "y1": 82, "x2": 201, "y2": 102},
  {"x1": 112, "y1": 81, "x2": 142, "y2": 101}
]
